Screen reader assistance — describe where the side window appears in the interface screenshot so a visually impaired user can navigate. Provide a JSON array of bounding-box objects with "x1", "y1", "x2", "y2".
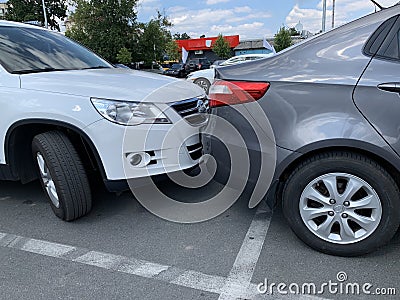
[
  {"x1": 363, "y1": 15, "x2": 398, "y2": 58},
  {"x1": 379, "y1": 31, "x2": 400, "y2": 60}
]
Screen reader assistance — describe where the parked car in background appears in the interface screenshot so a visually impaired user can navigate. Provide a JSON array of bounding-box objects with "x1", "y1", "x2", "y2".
[
  {"x1": 210, "y1": 60, "x2": 226, "y2": 68},
  {"x1": 139, "y1": 63, "x2": 164, "y2": 74},
  {"x1": 205, "y1": 5, "x2": 400, "y2": 256},
  {"x1": 219, "y1": 53, "x2": 274, "y2": 66},
  {"x1": 114, "y1": 63, "x2": 130, "y2": 69},
  {"x1": 187, "y1": 54, "x2": 273, "y2": 93},
  {"x1": 161, "y1": 61, "x2": 179, "y2": 72},
  {"x1": 185, "y1": 58, "x2": 211, "y2": 73},
  {"x1": 0, "y1": 20, "x2": 207, "y2": 221},
  {"x1": 164, "y1": 63, "x2": 187, "y2": 78},
  {"x1": 161, "y1": 63, "x2": 172, "y2": 72}
]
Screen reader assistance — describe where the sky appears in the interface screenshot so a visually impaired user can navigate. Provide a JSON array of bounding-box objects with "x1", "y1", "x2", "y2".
[{"x1": 137, "y1": 0, "x2": 398, "y2": 39}]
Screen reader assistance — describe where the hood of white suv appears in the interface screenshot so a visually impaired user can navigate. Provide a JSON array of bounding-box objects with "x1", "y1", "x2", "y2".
[{"x1": 19, "y1": 68, "x2": 204, "y2": 103}]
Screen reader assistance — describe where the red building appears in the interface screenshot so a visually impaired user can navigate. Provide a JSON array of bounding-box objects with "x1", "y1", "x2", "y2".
[{"x1": 176, "y1": 35, "x2": 240, "y2": 62}]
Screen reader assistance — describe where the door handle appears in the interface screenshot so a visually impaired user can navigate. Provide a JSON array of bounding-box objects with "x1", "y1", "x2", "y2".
[{"x1": 377, "y1": 83, "x2": 400, "y2": 93}]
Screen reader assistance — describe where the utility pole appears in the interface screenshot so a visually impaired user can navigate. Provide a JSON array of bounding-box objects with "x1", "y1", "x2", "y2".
[
  {"x1": 322, "y1": 0, "x2": 327, "y2": 32},
  {"x1": 332, "y1": 0, "x2": 336, "y2": 29},
  {"x1": 41, "y1": 0, "x2": 48, "y2": 29}
]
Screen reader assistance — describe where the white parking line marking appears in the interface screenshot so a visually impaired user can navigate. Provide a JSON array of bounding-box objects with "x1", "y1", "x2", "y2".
[
  {"x1": 218, "y1": 202, "x2": 273, "y2": 299},
  {"x1": 0, "y1": 230, "x2": 330, "y2": 300},
  {"x1": 171, "y1": 270, "x2": 227, "y2": 294},
  {"x1": 74, "y1": 251, "x2": 125, "y2": 269},
  {"x1": 0, "y1": 231, "x2": 225, "y2": 294},
  {"x1": 126, "y1": 262, "x2": 170, "y2": 278},
  {"x1": 20, "y1": 238, "x2": 75, "y2": 258}
]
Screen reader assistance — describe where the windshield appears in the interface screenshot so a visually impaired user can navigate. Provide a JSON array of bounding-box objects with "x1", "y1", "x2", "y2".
[
  {"x1": 0, "y1": 26, "x2": 111, "y2": 74},
  {"x1": 171, "y1": 64, "x2": 182, "y2": 69}
]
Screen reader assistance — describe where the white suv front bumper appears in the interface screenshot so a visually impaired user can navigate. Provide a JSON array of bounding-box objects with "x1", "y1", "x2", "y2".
[{"x1": 84, "y1": 100, "x2": 207, "y2": 182}]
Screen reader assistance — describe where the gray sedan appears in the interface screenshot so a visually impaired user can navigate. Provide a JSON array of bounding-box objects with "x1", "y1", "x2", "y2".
[{"x1": 205, "y1": 4, "x2": 400, "y2": 256}]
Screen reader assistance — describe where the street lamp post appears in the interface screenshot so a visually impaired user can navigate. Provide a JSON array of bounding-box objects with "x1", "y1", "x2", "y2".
[
  {"x1": 332, "y1": 0, "x2": 336, "y2": 29},
  {"x1": 41, "y1": 0, "x2": 48, "y2": 29},
  {"x1": 322, "y1": 0, "x2": 327, "y2": 32}
]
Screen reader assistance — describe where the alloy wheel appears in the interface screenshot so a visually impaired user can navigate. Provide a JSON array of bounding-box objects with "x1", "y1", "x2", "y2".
[
  {"x1": 299, "y1": 173, "x2": 382, "y2": 244},
  {"x1": 36, "y1": 152, "x2": 60, "y2": 208}
]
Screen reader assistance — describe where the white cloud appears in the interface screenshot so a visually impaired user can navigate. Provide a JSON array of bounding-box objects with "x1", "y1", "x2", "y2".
[
  {"x1": 168, "y1": 6, "x2": 272, "y2": 39},
  {"x1": 286, "y1": 4, "x2": 327, "y2": 33},
  {"x1": 206, "y1": 0, "x2": 230, "y2": 5},
  {"x1": 233, "y1": 6, "x2": 252, "y2": 14},
  {"x1": 286, "y1": 0, "x2": 399, "y2": 33},
  {"x1": 168, "y1": 6, "x2": 187, "y2": 14},
  {"x1": 317, "y1": 0, "x2": 397, "y2": 10},
  {"x1": 171, "y1": 9, "x2": 234, "y2": 26},
  {"x1": 211, "y1": 22, "x2": 265, "y2": 37}
]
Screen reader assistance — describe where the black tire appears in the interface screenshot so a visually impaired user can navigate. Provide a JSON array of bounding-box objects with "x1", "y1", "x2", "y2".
[
  {"x1": 32, "y1": 131, "x2": 92, "y2": 221},
  {"x1": 194, "y1": 78, "x2": 211, "y2": 94},
  {"x1": 282, "y1": 151, "x2": 400, "y2": 256}
]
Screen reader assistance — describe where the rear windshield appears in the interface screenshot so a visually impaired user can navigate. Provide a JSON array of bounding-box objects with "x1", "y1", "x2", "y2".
[{"x1": 0, "y1": 26, "x2": 111, "y2": 74}]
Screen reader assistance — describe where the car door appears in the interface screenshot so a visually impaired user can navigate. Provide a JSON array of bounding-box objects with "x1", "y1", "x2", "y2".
[{"x1": 353, "y1": 15, "x2": 400, "y2": 156}]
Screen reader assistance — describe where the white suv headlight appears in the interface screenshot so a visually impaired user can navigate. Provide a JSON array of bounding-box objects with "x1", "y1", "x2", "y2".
[{"x1": 91, "y1": 98, "x2": 171, "y2": 125}]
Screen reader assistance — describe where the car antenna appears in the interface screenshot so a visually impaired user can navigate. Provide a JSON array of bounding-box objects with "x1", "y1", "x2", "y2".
[{"x1": 369, "y1": 0, "x2": 384, "y2": 10}]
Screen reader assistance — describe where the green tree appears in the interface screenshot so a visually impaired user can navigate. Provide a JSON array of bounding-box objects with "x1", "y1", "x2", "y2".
[
  {"x1": 173, "y1": 32, "x2": 191, "y2": 40},
  {"x1": 165, "y1": 40, "x2": 180, "y2": 61},
  {"x1": 117, "y1": 47, "x2": 132, "y2": 65},
  {"x1": 274, "y1": 27, "x2": 292, "y2": 52},
  {"x1": 66, "y1": 0, "x2": 138, "y2": 63},
  {"x1": 212, "y1": 34, "x2": 232, "y2": 59},
  {"x1": 5, "y1": 0, "x2": 67, "y2": 31},
  {"x1": 137, "y1": 11, "x2": 172, "y2": 64}
]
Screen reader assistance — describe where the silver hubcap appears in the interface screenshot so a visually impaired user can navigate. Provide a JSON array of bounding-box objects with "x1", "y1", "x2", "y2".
[
  {"x1": 36, "y1": 152, "x2": 60, "y2": 208},
  {"x1": 299, "y1": 173, "x2": 382, "y2": 244},
  {"x1": 195, "y1": 80, "x2": 209, "y2": 91}
]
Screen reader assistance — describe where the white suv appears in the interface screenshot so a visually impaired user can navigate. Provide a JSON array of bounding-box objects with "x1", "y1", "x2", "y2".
[{"x1": 0, "y1": 21, "x2": 207, "y2": 221}]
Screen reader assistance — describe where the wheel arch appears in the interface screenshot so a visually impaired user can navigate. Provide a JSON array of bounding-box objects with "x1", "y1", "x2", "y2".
[
  {"x1": 276, "y1": 139, "x2": 400, "y2": 198},
  {"x1": 5, "y1": 119, "x2": 106, "y2": 183},
  {"x1": 194, "y1": 77, "x2": 211, "y2": 84}
]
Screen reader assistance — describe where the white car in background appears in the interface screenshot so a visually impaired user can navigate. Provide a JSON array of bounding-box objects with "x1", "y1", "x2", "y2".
[
  {"x1": 186, "y1": 53, "x2": 274, "y2": 93},
  {"x1": 0, "y1": 21, "x2": 207, "y2": 221}
]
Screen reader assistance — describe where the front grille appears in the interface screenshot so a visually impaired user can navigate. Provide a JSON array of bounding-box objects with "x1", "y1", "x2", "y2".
[
  {"x1": 170, "y1": 97, "x2": 209, "y2": 126},
  {"x1": 187, "y1": 142, "x2": 203, "y2": 160},
  {"x1": 170, "y1": 97, "x2": 201, "y2": 117}
]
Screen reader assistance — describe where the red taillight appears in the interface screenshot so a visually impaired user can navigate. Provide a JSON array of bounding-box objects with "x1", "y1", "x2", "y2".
[{"x1": 209, "y1": 81, "x2": 270, "y2": 108}]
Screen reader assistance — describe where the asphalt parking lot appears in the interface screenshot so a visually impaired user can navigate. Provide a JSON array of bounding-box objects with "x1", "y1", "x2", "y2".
[{"x1": 0, "y1": 178, "x2": 399, "y2": 300}]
